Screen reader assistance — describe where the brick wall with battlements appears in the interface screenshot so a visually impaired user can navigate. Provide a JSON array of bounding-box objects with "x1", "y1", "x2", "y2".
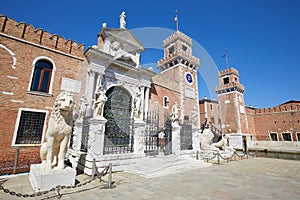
[{"x1": 0, "y1": 15, "x2": 84, "y2": 175}]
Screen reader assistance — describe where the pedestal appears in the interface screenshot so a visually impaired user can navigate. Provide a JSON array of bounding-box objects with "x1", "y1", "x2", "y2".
[
  {"x1": 172, "y1": 123, "x2": 181, "y2": 155},
  {"x1": 134, "y1": 120, "x2": 146, "y2": 154},
  {"x1": 87, "y1": 117, "x2": 107, "y2": 157},
  {"x1": 192, "y1": 129, "x2": 200, "y2": 150},
  {"x1": 73, "y1": 119, "x2": 83, "y2": 152},
  {"x1": 29, "y1": 164, "x2": 76, "y2": 192}
]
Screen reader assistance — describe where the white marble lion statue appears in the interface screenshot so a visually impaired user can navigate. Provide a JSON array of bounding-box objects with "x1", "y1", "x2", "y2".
[
  {"x1": 40, "y1": 91, "x2": 74, "y2": 170},
  {"x1": 200, "y1": 127, "x2": 232, "y2": 152},
  {"x1": 200, "y1": 128, "x2": 219, "y2": 151}
]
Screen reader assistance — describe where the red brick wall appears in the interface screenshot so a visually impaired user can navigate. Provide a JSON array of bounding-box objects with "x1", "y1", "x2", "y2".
[
  {"x1": 253, "y1": 102, "x2": 300, "y2": 141},
  {"x1": 0, "y1": 15, "x2": 84, "y2": 175}
]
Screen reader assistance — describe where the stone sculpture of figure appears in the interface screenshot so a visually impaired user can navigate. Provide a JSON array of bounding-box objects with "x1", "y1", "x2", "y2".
[
  {"x1": 133, "y1": 86, "x2": 142, "y2": 120},
  {"x1": 93, "y1": 85, "x2": 107, "y2": 118},
  {"x1": 120, "y1": 11, "x2": 126, "y2": 29},
  {"x1": 77, "y1": 95, "x2": 88, "y2": 120},
  {"x1": 170, "y1": 102, "x2": 179, "y2": 124},
  {"x1": 40, "y1": 91, "x2": 74, "y2": 170}
]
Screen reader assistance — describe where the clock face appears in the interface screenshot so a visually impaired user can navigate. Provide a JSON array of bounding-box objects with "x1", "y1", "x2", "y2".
[{"x1": 185, "y1": 72, "x2": 193, "y2": 85}]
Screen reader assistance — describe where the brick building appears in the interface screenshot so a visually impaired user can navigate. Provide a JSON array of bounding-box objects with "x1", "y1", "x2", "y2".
[
  {"x1": 199, "y1": 67, "x2": 300, "y2": 143},
  {"x1": 0, "y1": 15, "x2": 84, "y2": 174}
]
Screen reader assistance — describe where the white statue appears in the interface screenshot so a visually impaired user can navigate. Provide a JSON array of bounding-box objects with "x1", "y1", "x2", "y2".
[
  {"x1": 93, "y1": 85, "x2": 107, "y2": 118},
  {"x1": 40, "y1": 91, "x2": 74, "y2": 170},
  {"x1": 77, "y1": 95, "x2": 88, "y2": 120},
  {"x1": 170, "y1": 102, "x2": 179, "y2": 124},
  {"x1": 133, "y1": 86, "x2": 142, "y2": 120},
  {"x1": 120, "y1": 11, "x2": 126, "y2": 29},
  {"x1": 199, "y1": 127, "x2": 218, "y2": 151},
  {"x1": 200, "y1": 126, "x2": 233, "y2": 152}
]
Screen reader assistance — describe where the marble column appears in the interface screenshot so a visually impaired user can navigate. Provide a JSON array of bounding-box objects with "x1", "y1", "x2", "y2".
[
  {"x1": 144, "y1": 87, "x2": 150, "y2": 119},
  {"x1": 172, "y1": 123, "x2": 181, "y2": 155},
  {"x1": 140, "y1": 86, "x2": 145, "y2": 120},
  {"x1": 86, "y1": 70, "x2": 96, "y2": 116},
  {"x1": 87, "y1": 117, "x2": 107, "y2": 157},
  {"x1": 133, "y1": 120, "x2": 146, "y2": 154}
]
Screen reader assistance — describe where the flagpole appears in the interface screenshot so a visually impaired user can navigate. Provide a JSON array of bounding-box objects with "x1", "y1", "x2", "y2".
[
  {"x1": 175, "y1": 10, "x2": 179, "y2": 31},
  {"x1": 226, "y1": 51, "x2": 229, "y2": 69},
  {"x1": 223, "y1": 51, "x2": 229, "y2": 69}
]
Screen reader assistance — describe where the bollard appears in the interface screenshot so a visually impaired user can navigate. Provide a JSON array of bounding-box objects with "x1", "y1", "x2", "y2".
[
  {"x1": 217, "y1": 153, "x2": 220, "y2": 164},
  {"x1": 196, "y1": 151, "x2": 199, "y2": 160},
  {"x1": 108, "y1": 163, "x2": 112, "y2": 189},
  {"x1": 234, "y1": 152, "x2": 237, "y2": 161},
  {"x1": 13, "y1": 148, "x2": 20, "y2": 174}
]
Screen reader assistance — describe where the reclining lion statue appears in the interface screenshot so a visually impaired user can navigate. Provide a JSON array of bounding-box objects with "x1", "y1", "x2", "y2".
[
  {"x1": 200, "y1": 127, "x2": 231, "y2": 152},
  {"x1": 40, "y1": 91, "x2": 74, "y2": 170}
]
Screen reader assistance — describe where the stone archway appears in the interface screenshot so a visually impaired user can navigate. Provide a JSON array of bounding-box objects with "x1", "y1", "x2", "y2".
[{"x1": 103, "y1": 86, "x2": 133, "y2": 154}]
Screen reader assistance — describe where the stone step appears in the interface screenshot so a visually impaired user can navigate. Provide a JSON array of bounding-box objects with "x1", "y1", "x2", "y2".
[{"x1": 123, "y1": 155, "x2": 211, "y2": 178}]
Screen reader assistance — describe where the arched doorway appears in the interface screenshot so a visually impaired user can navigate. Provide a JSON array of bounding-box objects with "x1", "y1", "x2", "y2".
[{"x1": 103, "y1": 86, "x2": 133, "y2": 154}]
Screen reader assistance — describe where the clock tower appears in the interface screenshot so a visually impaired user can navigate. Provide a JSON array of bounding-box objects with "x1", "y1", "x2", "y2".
[{"x1": 153, "y1": 30, "x2": 200, "y2": 128}]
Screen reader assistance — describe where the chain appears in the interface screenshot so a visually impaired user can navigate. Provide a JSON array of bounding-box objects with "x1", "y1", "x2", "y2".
[
  {"x1": 204, "y1": 150, "x2": 256, "y2": 163},
  {"x1": 0, "y1": 165, "x2": 110, "y2": 198}
]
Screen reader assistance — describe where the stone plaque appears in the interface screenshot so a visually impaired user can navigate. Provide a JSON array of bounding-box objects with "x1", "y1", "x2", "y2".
[
  {"x1": 185, "y1": 87, "x2": 195, "y2": 99},
  {"x1": 61, "y1": 78, "x2": 81, "y2": 93}
]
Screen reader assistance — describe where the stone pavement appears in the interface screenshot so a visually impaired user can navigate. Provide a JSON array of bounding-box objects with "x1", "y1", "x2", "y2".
[{"x1": 0, "y1": 157, "x2": 299, "y2": 200}]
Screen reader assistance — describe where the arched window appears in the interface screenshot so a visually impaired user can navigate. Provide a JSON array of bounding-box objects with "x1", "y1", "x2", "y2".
[{"x1": 30, "y1": 59, "x2": 53, "y2": 93}]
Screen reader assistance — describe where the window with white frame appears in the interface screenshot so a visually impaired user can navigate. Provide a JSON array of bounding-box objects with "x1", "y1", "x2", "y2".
[
  {"x1": 163, "y1": 96, "x2": 169, "y2": 108},
  {"x1": 12, "y1": 108, "x2": 48, "y2": 146},
  {"x1": 29, "y1": 57, "x2": 55, "y2": 94},
  {"x1": 269, "y1": 132, "x2": 278, "y2": 141},
  {"x1": 296, "y1": 132, "x2": 300, "y2": 141},
  {"x1": 281, "y1": 132, "x2": 292, "y2": 141}
]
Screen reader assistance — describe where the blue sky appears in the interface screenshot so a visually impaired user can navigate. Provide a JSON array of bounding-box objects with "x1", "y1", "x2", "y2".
[{"x1": 1, "y1": 0, "x2": 299, "y2": 108}]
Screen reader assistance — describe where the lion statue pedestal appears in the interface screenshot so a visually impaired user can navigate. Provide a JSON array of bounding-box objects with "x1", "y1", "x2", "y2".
[{"x1": 29, "y1": 91, "x2": 76, "y2": 192}]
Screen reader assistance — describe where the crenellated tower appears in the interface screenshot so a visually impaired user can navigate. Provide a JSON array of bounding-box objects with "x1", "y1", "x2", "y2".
[
  {"x1": 215, "y1": 68, "x2": 249, "y2": 134},
  {"x1": 153, "y1": 31, "x2": 200, "y2": 127}
]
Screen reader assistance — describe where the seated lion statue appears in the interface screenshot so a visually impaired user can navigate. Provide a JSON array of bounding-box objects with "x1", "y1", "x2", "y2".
[{"x1": 40, "y1": 91, "x2": 74, "y2": 170}]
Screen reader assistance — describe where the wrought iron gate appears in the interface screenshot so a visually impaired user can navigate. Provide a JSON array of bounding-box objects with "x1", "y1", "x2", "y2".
[
  {"x1": 103, "y1": 86, "x2": 133, "y2": 154},
  {"x1": 144, "y1": 110, "x2": 159, "y2": 156}
]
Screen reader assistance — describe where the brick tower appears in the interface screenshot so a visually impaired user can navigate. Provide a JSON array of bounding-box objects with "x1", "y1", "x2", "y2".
[
  {"x1": 152, "y1": 30, "x2": 200, "y2": 128},
  {"x1": 215, "y1": 68, "x2": 248, "y2": 134}
]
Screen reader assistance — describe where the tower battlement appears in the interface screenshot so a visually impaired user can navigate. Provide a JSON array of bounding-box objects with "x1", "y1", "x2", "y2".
[
  {"x1": 0, "y1": 15, "x2": 84, "y2": 58},
  {"x1": 219, "y1": 67, "x2": 239, "y2": 77},
  {"x1": 163, "y1": 31, "x2": 192, "y2": 47}
]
